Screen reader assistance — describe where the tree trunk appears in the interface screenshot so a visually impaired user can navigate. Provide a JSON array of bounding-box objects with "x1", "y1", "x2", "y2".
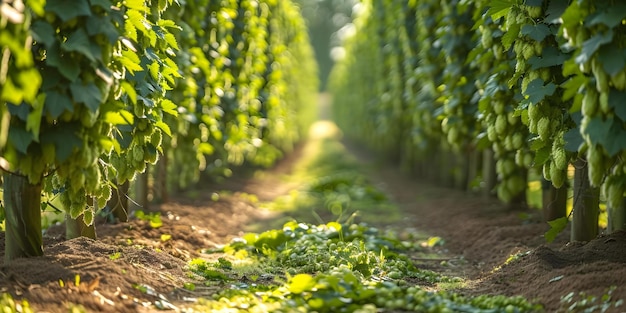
[
  {"x1": 427, "y1": 144, "x2": 441, "y2": 183},
  {"x1": 3, "y1": 172, "x2": 43, "y2": 263},
  {"x1": 399, "y1": 142, "x2": 414, "y2": 175},
  {"x1": 65, "y1": 213, "x2": 96, "y2": 239},
  {"x1": 542, "y1": 179, "x2": 567, "y2": 222},
  {"x1": 467, "y1": 147, "x2": 481, "y2": 192},
  {"x1": 156, "y1": 151, "x2": 168, "y2": 203},
  {"x1": 571, "y1": 158, "x2": 599, "y2": 241},
  {"x1": 131, "y1": 168, "x2": 149, "y2": 212},
  {"x1": 482, "y1": 149, "x2": 497, "y2": 198},
  {"x1": 441, "y1": 144, "x2": 455, "y2": 188},
  {"x1": 607, "y1": 197, "x2": 626, "y2": 233},
  {"x1": 454, "y1": 149, "x2": 469, "y2": 191},
  {"x1": 106, "y1": 181, "x2": 129, "y2": 223}
]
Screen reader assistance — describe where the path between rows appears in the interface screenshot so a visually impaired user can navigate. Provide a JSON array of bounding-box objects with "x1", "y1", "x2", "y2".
[{"x1": 0, "y1": 119, "x2": 625, "y2": 312}]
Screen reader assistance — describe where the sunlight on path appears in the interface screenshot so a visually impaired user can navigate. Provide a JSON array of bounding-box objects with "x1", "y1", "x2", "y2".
[{"x1": 308, "y1": 120, "x2": 341, "y2": 140}]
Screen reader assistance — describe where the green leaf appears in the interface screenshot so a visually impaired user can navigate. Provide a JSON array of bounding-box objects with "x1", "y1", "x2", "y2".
[
  {"x1": 575, "y1": 29, "x2": 614, "y2": 64},
  {"x1": 40, "y1": 123, "x2": 82, "y2": 162},
  {"x1": 545, "y1": 1, "x2": 568, "y2": 24},
  {"x1": 605, "y1": 120, "x2": 626, "y2": 157},
  {"x1": 585, "y1": 117, "x2": 626, "y2": 157},
  {"x1": 488, "y1": 0, "x2": 514, "y2": 21},
  {"x1": 598, "y1": 48, "x2": 626, "y2": 77},
  {"x1": 561, "y1": 74, "x2": 587, "y2": 102},
  {"x1": 89, "y1": 0, "x2": 112, "y2": 10},
  {"x1": 15, "y1": 69, "x2": 42, "y2": 103},
  {"x1": 545, "y1": 216, "x2": 568, "y2": 243},
  {"x1": 8, "y1": 126, "x2": 34, "y2": 154},
  {"x1": 529, "y1": 136, "x2": 546, "y2": 150},
  {"x1": 149, "y1": 215, "x2": 162, "y2": 228},
  {"x1": 70, "y1": 82, "x2": 103, "y2": 112},
  {"x1": 46, "y1": 0, "x2": 91, "y2": 22},
  {"x1": 157, "y1": 0, "x2": 168, "y2": 11},
  {"x1": 610, "y1": 90, "x2": 626, "y2": 121},
  {"x1": 483, "y1": 74, "x2": 507, "y2": 98},
  {"x1": 157, "y1": 19, "x2": 180, "y2": 29},
  {"x1": 163, "y1": 33, "x2": 179, "y2": 50},
  {"x1": 114, "y1": 127, "x2": 133, "y2": 150},
  {"x1": 120, "y1": 81, "x2": 137, "y2": 104},
  {"x1": 587, "y1": 5, "x2": 626, "y2": 28},
  {"x1": 1, "y1": 78, "x2": 24, "y2": 104},
  {"x1": 46, "y1": 45, "x2": 81, "y2": 82},
  {"x1": 70, "y1": 201, "x2": 85, "y2": 219},
  {"x1": 160, "y1": 99, "x2": 178, "y2": 116},
  {"x1": 30, "y1": 21, "x2": 56, "y2": 48},
  {"x1": 44, "y1": 90, "x2": 74, "y2": 118},
  {"x1": 126, "y1": 9, "x2": 149, "y2": 36},
  {"x1": 85, "y1": 16, "x2": 120, "y2": 43},
  {"x1": 585, "y1": 116, "x2": 612, "y2": 146},
  {"x1": 119, "y1": 51, "x2": 144, "y2": 75},
  {"x1": 104, "y1": 110, "x2": 134, "y2": 125},
  {"x1": 521, "y1": 24, "x2": 552, "y2": 42},
  {"x1": 124, "y1": 19, "x2": 138, "y2": 41},
  {"x1": 528, "y1": 46, "x2": 570, "y2": 70},
  {"x1": 534, "y1": 145, "x2": 551, "y2": 165},
  {"x1": 26, "y1": 99, "x2": 44, "y2": 140},
  {"x1": 83, "y1": 209, "x2": 94, "y2": 225},
  {"x1": 149, "y1": 61, "x2": 160, "y2": 80},
  {"x1": 465, "y1": 47, "x2": 483, "y2": 67},
  {"x1": 288, "y1": 274, "x2": 316, "y2": 294},
  {"x1": 99, "y1": 136, "x2": 114, "y2": 152},
  {"x1": 28, "y1": 0, "x2": 45, "y2": 16},
  {"x1": 560, "y1": 1, "x2": 584, "y2": 30},
  {"x1": 125, "y1": 0, "x2": 149, "y2": 12},
  {"x1": 524, "y1": 79, "x2": 556, "y2": 105},
  {"x1": 563, "y1": 128, "x2": 583, "y2": 153},
  {"x1": 154, "y1": 121, "x2": 171, "y2": 137},
  {"x1": 501, "y1": 23, "x2": 520, "y2": 50},
  {"x1": 62, "y1": 29, "x2": 101, "y2": 62},
  {"x1": 7, "y1": 103, "x2": 29, "y2": 121}
]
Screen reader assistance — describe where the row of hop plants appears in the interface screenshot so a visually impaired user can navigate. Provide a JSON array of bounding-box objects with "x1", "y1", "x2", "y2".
[
  {"x1": 0, "y1": 0, "x2": 317, "y2": 262},
  {"x1": 329, "y1": 0, "x2": 626, "y2": 241}
]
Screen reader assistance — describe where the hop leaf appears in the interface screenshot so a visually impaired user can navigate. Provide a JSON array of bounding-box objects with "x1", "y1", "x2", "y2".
[{"x1": 545, "y1": 217, "x2": 568, "y2": 243}]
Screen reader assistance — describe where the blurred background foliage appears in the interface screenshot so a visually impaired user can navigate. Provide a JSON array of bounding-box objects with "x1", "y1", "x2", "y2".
[{"x1": 295, "y1": 0, "x2": 355, "y2": 90}]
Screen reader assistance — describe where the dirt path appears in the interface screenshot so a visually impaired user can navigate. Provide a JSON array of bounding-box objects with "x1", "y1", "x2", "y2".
[{"x1": 0, "y1": 117, "x2": 625, "y2": 312}]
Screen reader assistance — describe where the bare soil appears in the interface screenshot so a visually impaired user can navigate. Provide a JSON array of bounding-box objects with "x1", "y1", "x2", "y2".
[
  {"x1": 1, "y1": 136, "x2": 625, "y2": 312},
  {"x1": 349, "y1": 142, "x2": 626, "y2": 312}
]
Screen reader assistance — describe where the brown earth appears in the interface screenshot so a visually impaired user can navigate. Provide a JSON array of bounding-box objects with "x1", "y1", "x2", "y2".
[
  {"x1": 1, "y1": 131, "x2": 625, "y2": 312},
  {"x1": 349, "y1": 142, "x2": 626, "y2": 313}
]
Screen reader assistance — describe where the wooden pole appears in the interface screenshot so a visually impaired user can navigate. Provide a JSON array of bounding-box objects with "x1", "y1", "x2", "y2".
[
  {"x1": 3, "y1": 172, "x2": 43, "y2": 262},
  {"x1": 571, "y1": 158, "x2": 599, "y2": 241}
]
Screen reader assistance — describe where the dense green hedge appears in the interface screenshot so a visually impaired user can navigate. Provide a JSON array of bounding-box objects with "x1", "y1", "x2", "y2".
[
  {"x1": 162, "y1": 0, "x2": 318, "y2": 188},
  {"x1": 330, "y1": 0, "x2": 626, "y2": 238},
  {"x1": 0, "y1": 0, "x2": 317, "y2": 258}
]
